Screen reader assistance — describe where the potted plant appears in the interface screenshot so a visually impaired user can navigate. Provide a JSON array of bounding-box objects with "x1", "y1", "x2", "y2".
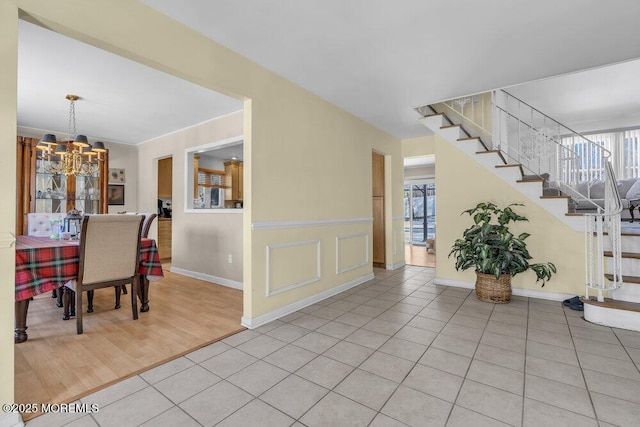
[{"x1": 449, "y1": 202, "x2": 556, "y2": 303}]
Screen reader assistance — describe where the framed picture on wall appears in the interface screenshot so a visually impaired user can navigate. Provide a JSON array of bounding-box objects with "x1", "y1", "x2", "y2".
[
  {"x1": 109, "y1": 168, "x2": 126, "y2": 184},
  {"x1": 108, "y1": 184, "x2": 125, "y2": 205}
]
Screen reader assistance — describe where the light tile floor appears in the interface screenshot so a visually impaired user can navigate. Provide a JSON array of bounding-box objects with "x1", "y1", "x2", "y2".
[{"x1": 26, "y1": 266, "x2": 640, "y2": 427}]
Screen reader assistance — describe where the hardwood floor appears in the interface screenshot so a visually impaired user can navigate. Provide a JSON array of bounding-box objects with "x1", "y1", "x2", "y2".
[
  {"x1": 404, "y1": 243, "x2": 436, "y2": 268},
  {"x1": 15, "y1": 267, "x2": 243, "y2": 421}
]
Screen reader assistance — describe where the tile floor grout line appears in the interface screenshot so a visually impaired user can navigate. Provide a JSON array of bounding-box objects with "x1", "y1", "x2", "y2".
[
  {"x1": 564, "y1": 304, "x2": 601, "y2": 424},
  {"x1": 521, "y1": 296, "x2": 530, "y2": 427},
  {"x1": 205, "y1": 325, "x2": 326, "y2": 425},
  {"x1": 34, "y1": 266, "x2": 640, "y2": 426},
  {"x1": 442, "y1": 290, "x2": 496, "y2": 426},
  {"x1": 287, "y1": 268, "x2": 426, "y2": 426},
  {"x1": 611, "y1": 327, "x2": 640, "y2": 377}
]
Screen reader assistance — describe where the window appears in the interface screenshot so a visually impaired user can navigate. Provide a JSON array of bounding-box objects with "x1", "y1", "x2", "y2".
[
  {"x1": 562, "y1": 128, "x2": 640, "y2": 180},
  {"x1": 184, "y1": 136, "x2": 243, "y2": 211}
]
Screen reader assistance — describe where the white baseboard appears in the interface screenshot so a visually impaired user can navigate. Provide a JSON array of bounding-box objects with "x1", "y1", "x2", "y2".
[
  {"x1": 169, "y1": 267, "x2": 243, "y2": 290},
  {"x1": 241, "y1": 272, "x2": 375, "y2": 329},
  {"x1": 434, "y1": 277, "x2": 577, "y2": 302},
  {"x1": 389, "y1": 261, "x2": 406, "y2": 270},
  {"x1": 584, "y1": 303, "x2": 640, "y2": 332},
  {"x1": 0, "y1": 412, "x2": 24, "y2": 427},
  {"x1": 433, "y1": 278, "x2": 474, "y2": 290}
]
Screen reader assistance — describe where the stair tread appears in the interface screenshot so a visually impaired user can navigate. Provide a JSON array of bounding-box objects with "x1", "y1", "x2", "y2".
[
  {"x1": 517, "y1": 178, "x2": 545, "y2": 183},
  {"x1": 603, "y1": 251, "x2": 640, "y2": 259},
  {"x1": 424, "y1": 113, "x2": 445, "y2": 118},
  {"x1": 476, "y1": 149, "x2": 505, "y2": 162},
  {"x1": 459, "y1": 137, "x2": 490, "y2": 152},
  {"x1": 601, "y1": 231, "x2": 640, "y2": 236},
  {"x1": 581, "y1": 297, "x2": 640, "y2": 313},
  {"x1": 565, "y1": 212, "x2": 584, "y2": 216},
  {"x1": 495, "y1": 164, "x2": 522, "y2": 168},
  {"x1": 540, "y1": 195, "x2": 570, "y2": 199},
  {"x1": 441, "y1": 124, "x2": 470, "y2": 137},
  {"x1": 605, "y1": 273, "x2": 640, "y2": 284}
]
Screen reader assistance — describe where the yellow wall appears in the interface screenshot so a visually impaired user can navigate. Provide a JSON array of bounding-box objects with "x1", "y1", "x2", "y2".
[
  {"x1": 137, "y1": 112, "x2": 244, "y2": 283},
  {"x1": 434, "y1": 135, "x2": 585, "y2": 295},
  {"x1": 402, "y1": 135, "x2": 436, "y2": 158},
  {"x1": 402, "y1": 135, "x2": 436, "y2": 179},
  {"x1": 0, "y1": 0, "x2": 17, "y2": 406},
  {"x1": 7, "y1": 0, "x2": 404, "y2": 335}
]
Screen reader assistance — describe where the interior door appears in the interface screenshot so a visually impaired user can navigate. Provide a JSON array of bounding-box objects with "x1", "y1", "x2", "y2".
[
  {"x1": 372, "y1": 151, "x2": 385, "y2": 266},
  {"x1": 404, "y1": 180, "x2": 435, "y2": 246}
]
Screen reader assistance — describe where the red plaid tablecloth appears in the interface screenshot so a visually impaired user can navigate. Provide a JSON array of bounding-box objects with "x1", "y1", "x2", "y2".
[{"x1": 15, "y1": 236, "x2": 164, "y2": 301}]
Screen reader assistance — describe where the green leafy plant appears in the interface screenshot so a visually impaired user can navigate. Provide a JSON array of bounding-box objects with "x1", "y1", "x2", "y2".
[{"x1": 449, "y1": 202, "x2": 556, "y2": 286}]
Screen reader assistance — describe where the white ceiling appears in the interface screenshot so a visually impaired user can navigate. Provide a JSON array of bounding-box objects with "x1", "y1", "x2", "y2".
[
  {"x1": 17, "y1": 20, "x2": 241, "y2": 145},
  {"x1": 17, "y1": 1, "x2": 640, "y2": 145}
]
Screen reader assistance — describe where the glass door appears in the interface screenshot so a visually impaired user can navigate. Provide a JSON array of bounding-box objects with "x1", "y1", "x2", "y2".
[
  {"x1": 76, "y1": 172, "x2": 100, "y2": 214},
  {"x1": 404, "y1": 180, "x2": 436, "y2": 246},
  {"x1": 35, "y1": 158, "x2": 67, "y2": 214}
]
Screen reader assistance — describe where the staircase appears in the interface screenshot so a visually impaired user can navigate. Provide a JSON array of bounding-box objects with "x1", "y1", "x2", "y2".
[
  {"x1": 585, "y1": 231, "x2": 640, "y2": 331},
  {"x1": 418, "y1": 111, "x2": 585, "y2": 231},
  {"x1": 417, "y1": 91, "x2": 640, "y2": 332}
]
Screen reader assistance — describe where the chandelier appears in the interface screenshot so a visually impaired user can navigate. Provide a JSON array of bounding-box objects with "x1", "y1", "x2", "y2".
[{"x1": 37, "y1": 95, "x2": 106, "y2": 176}]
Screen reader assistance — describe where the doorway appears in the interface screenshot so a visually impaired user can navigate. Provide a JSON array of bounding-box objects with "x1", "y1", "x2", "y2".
[
  {"x1": 157, "y1": 156, "x2": 173, "y2": 263},
  {"x1": 404, "y1": 180, "x2": 436, "y2": 267},
  {"x1": 372, "y1": 151, "x2": 385, "y2": 267}
]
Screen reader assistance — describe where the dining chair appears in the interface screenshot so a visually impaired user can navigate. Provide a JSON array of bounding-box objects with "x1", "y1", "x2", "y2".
[
  {"x1": 139, "y1": 213, "x2": 158, "y2": 238},
  {"x1": 26, "y1": 212, "x2": 67, "y2": 306},
  {"x1": 114, "y1": 212, "x2": 156, "y2": 295},
  {"x1": 116, "y1": 211, "x2": 157, "y2": 237},
  {"x1": 62, "y1": 214, "x2": 143, "y2": 334}
]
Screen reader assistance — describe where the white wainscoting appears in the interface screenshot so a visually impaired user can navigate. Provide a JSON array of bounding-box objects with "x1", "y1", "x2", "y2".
[
  {"x1": 253, "y1": 217, "x2": 372, "y2": 230},
  {"x1": 336, "y1": 232, "x2": 369, "y2": 274},
  {"x1": 266, "y1": 239, "x2": 321, "y2": 297}
]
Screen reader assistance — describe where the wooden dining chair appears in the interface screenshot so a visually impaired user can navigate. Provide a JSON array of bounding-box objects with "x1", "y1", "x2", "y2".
[
  {"x1": 62, "y1": 214, "x2": 143, "y2": 334},
  {"x1": 26, "y1": 212, "x2": 67, "y2": 306},
  {"x1": 116, "y1": 211, "x2": 157, "y2": 238},
  {"x1": 139, "y1": 213, "x2": 158, "y2": 238},
  {"x1": 113, "y1": 212, "x2": 156, "y2": 297}
]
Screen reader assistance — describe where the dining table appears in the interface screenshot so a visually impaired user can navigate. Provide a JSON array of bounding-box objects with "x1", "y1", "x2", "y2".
[{"x1": 14, "y1": 235, "x2": 164, "y2": 343}]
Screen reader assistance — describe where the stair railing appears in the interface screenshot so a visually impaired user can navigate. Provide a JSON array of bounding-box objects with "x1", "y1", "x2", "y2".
[
  {"x1": 585, "y1": 161, "x2": 623, "y2": 301},
  {"x1": 419, "y1": 89, "x2": 623, "y2": 299}
]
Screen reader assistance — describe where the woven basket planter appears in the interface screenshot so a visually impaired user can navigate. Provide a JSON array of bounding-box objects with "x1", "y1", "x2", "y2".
[{"x1": 475, "y1": 273, "x2": 512, "y2": 303}]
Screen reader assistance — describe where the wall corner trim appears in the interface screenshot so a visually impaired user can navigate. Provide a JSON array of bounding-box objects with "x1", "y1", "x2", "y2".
[
  {"x1": 241, "y1": 272, "x2": 374, "y2": 329},
  {"x1": 388, "y1": 261, "x2": 406, "y2": 270},
  {"x1": 0, "y1": 232, "x2": 16, "y2": 248}
]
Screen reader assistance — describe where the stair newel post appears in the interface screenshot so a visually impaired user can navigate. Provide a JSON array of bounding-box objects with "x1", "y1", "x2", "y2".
[
  {"x1": 585, "y1": 215, "x2": 595, "y2": 300},
  {"x1": 596, "y1": 214, "x2": 605, "y2": 302}
]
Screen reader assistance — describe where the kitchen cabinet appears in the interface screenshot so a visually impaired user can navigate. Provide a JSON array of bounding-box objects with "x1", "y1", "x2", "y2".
[
  {"x1": 224, "y1": 161, "x2": 243, "y2": 203},
  {"x1": 16, "y1": 136, "x2": 108, "y2": 235},
  {"x1": 158, "y1": 157, "x2": 172, "y2": 198},
  {"x1": 157, "y1": 219, "x2": 172, "y2": 259},
  {"x1": 196, "y1": 167, "x2": 226, "y2": 208}
]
